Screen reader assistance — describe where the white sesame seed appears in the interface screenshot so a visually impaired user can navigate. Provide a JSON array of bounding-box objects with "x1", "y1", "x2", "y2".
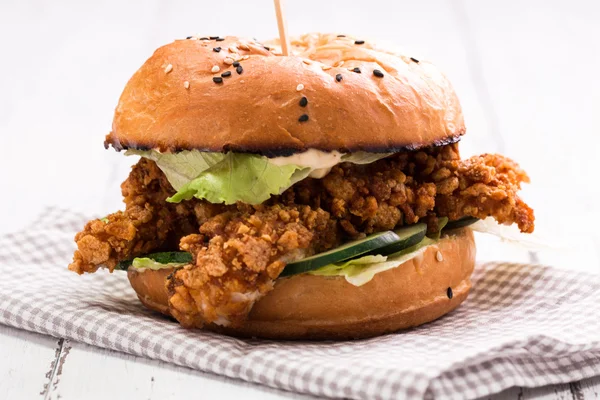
[
  {"x1": 336, "y1": 60, "x2": 345, "y2": 67},
  {"x1": 302, "y1": 59, "x2": 311, "y2": 65},
  {"x1": 436, "y1": 251, "x2": 443, "y2": 262},
  {"x1": 347, "y1": 67, "x2": 355, "y2": 71},
  {"x1": 164, "y1": 64, "x2": 173, "y2": 73},
  {"x1": 228, "y1": 46, "x2": 238, "y2": 53},
  {"x1": 239, "y1": 43, "x2": 250, "y2": 50},
  {"x1": 224, "y1": 57, "x2": 234, "y2": 65},
  {"x1": 321, "y1": 65, "x2": 332, "y2": 70},
  {"x1": 183, "y1": 81, "x2": 190, "y2": 89},
  {"x1": 211, "y1": 65, "x2": 220, "y2": 73},
  {"x1": 296, "y1": 83, "x2": 304, "y2": 91},
  {"x1": 243, "y1": 55, "x2": 250, "y2": 60}
]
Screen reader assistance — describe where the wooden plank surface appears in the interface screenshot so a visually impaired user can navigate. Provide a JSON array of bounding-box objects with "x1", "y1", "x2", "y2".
[
  {"x1": 0, "y1": 326, "x2": 62, "y2": 399},
  {"x1": 1, "y1": 0, "x2": 599, "y2": 399}
]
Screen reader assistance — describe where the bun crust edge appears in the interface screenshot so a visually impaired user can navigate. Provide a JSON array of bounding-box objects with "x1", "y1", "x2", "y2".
[
  {"x1": 108, "y1": 33, "x2": 465, "y2": 156},
  {"x1": 127, "y1": 228, "x2": 475, "y2": 340}
]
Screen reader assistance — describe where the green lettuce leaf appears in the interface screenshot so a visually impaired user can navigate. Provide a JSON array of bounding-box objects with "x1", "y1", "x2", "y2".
[
  {"x1": 132, "y1": 257, "x2": 188, "y2": 270},
  {"x1": 126, "y1": 150, "x2": 393, "y2": 205},
  {"x1": 309, "y1": 237, "x2": 436, "y2": 286},
  {"x1": 126, "y1": 150, "x2": 225, "y2": 190},
  {"x1": 167, "y1": 153, "x2": 308, "y2": 204},
  {"x1": 341, "y1": 152, "x2": 394, "y2": 164}
]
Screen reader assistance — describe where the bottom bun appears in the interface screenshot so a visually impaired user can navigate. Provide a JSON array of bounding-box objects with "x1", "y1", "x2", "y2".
[{"x1": 128, "y1": 228, "x2": 475, "y2": 340}]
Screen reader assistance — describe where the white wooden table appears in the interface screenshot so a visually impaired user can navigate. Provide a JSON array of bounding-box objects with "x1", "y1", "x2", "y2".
[{"x1": 1, "y1": 1, "x2": 599, "y2": 398}]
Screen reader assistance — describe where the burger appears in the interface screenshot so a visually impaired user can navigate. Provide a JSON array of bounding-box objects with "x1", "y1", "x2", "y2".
[{"x1": 69, "y1": 33, "x2": 534, "y2": 339}]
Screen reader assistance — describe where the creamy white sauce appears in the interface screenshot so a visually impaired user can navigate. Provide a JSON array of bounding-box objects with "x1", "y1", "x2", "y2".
[{"x1": 269, "y1": 149, "x2": 344, "y2": 178}]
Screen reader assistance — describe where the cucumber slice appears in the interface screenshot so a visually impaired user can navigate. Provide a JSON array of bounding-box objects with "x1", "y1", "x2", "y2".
[
  {"x1": 115, "y1": 251, "x2": 192, "y2": 271},
  {"x1": 280, "y1": 231, "x2": 401, "y2": 277},
  {"x1": 366, "y1": 223, "x2": 427, "y2": 256},
  {"x1": 443, "y1": 217, "x2": 478, "y2": 231}
]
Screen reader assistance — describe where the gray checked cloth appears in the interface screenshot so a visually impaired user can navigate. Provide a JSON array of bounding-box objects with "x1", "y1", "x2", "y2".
[{"x1": 1, "y1": 207, "x2": 600, "y2": 399}]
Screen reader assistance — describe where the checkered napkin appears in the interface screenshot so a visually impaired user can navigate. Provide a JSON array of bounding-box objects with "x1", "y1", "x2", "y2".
[{"x1": 1, "y1": 207, "x2": 600, "y2": 400}]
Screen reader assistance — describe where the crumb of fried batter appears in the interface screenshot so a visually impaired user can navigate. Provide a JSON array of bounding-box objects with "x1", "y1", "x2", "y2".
[
  {"x1": 70, "y1": 143, "x2": 535, "y2": 328},
  {"x1": 69, "y1": 159, "x2": 226, "y2": 274},
  {"x1": 168, "y1": 204, "x2": 338, "y2": 328}
]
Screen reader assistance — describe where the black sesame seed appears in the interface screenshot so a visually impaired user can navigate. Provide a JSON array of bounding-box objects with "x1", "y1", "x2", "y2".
[
  {"x1": 216, "y1": 37, "x2": 225, "y2": 42},
  {"x1": 352, "y1": 67, "x2": 361, "y2": 73},
  {"x1": 186, "y1": 36, "x2": 193, "y2": 39},
  {"x1": 199, "y1": 37, "x2": 209, "y2": 40},
  {"x1": 299, "y1": 96, "x2": 308, "y2": 107},
  {"x1": 221, "y1": 71, "x2": 232, "y2": 77},
  {"x1": 447, "y1": 287, "x2": 453, "y2": 299},
  {"x1": 213, "y1": 77, "x2": 223, "y2": 84},
  {"x1": 335, "y1": 74, "x2": 343, "y2": 82},
  {"x1": 410, "y1": 57, "x2": 419, "y2": 63},
  {"x1": 233, "y1": 61, "x2": 240, "y2": 67},
  {"x1": 209, "y1": 36, "x2": 219, "y2": 40},
  {"x1": 373, "y1": 69, "x2": 384, "y2": 78},
  {"x1": 337, "y1": 34, "x2": 346, "y2": 37},
  {"x1": 298, "y1": 114, "x2": 309, "y2": 122},
  {"x1": 236, "y1": 65, "x2": 243, "y2": 74},
  {"x1": 264, "y1": 46, "x2": 270, "y2": 51},
  {"x1": 213, "y1": 47, "x2": 222, "y2": 53},
  {"x1": 354, "y1": 40, "x2": 365, "y2": 45}
]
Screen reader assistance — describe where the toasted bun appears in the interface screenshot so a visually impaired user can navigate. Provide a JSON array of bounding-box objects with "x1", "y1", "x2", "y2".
[
  {"x1": 107, "y1": 33, "x2": 465, "y2": 156},
  {"x1": 127, "y1": 228, "x2": 475, "y2": 340}
]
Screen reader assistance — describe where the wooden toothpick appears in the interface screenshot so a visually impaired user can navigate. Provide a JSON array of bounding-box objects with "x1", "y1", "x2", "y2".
[{"x1": 273, "y1": 0, "x2": 291, "y2": 56}]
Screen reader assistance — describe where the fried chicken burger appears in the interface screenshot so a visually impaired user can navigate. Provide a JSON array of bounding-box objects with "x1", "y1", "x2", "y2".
[{"x1": 69, "y1": 33, "x2": 534, "y2": 339}]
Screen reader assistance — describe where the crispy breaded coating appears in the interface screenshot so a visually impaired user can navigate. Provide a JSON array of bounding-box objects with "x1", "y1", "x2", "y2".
[
  {"x1": 434, "y1": 152, "x2": 534, "y2": 233},
  {"x1": 70, "y1": 143, "x2": 534, "y2": 326},
  {"x1": 168, "y1": 204, "x2": 338, "y2": 327},
  {"x1": 69, "y1": 159, "x2": 224, "y2": 273}
]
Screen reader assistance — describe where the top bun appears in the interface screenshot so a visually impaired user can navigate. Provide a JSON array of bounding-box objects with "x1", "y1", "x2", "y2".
[{"x1": 106, "y1": 33, "x2": 465, "y2": 156}]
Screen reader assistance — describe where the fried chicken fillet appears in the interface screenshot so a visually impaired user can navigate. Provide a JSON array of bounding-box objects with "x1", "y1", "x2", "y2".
[{"x1": 70, "y1": 143, "x2": 534, "y2": 327}]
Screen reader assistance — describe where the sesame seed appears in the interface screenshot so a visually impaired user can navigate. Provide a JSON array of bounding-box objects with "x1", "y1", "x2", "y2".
[
  {"x1": 298, "y1": 114, "x2": 309, "y2": 122},
  {"x1": 335, "y1": 74, "x2": 343, "y2": 82},
  {"x1": 336, "y1": 60, "x2": 345, "y2": 67},
  {"x1": 264, "y1": 45, "x2": 270, "y2": 51},
  {"x1": 321, "y1": 65, "x2": 332, "y2": 70},
  {"x1": 373, "y1": 69, "x2": 384, "y2": 78},
  {"x1": 447, "y1": 287, "x2": 453, "y2": 299},
  {"x1": 337, "y1": 34, "x2": 346, "y2": 37},
  {"x1": 436, "y1": 251, "x2": 443, "y2": 262},
  {"x1": 228, "y1": 46, "x2": 238, "y2": 53},
  {"x1": 213, "y1": 77, "x2": 223, "y2": 84},
  {"x1": 224, "y1": 57, "x2": 234, "y2": 65},
  {"x1": 211, "y1": 65, "x2": 220, "y2": 73},
  {"x1": 186, "y1": 36, "x2": 193, "y2": 39},
  {"x1": 164, "y1": 64, "x2": 173, "y2": 73},
  {"x1": 216, "y1": 37, "x2": 225, "y2": 42},
  {"x1": 236, "y1": 65, "x2": 243, "y2": 74},
  {"x1": 233, "y1": 61, "x2": 240, "y2": 67},
  {"x1": 410, "y1": 57, "x2": 419, "y2": 63},
  {"x1": 296, "y1": 83, "x2": 304, "y2": 91},
  {"x1": 209, "y1": 36, "x2": 219, "y2": 40},
  {"x1": 221, "y1": 71, "x2": 232, "y2": 77},
  {"x1": 352, "y1": 67, "x2": 361, "y2": 73},
  {"x1": 355, "y1": 40, "x2": 365, "y2": 45},
  {"x1": 239, "y1": 43, "x2": 250, "y2": 50},
  {"x1": 199, "y1": 37, "x2": 209, "y2": 40},
  {"x1": 242, "y1": 55, "x2": 250, "y2": 60},
  {"x1": 183, "y1": 81, "x2": 190, "y2": 89},
  {"x1": 213, "y1": 47, "x2": 221, "y2": 52},
  {"x1": 299, "y1": 96, "x2": 308, "y2": 107},
  {"x1": 302, "y1": 59, "x2": 311, "y2": 65}
]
